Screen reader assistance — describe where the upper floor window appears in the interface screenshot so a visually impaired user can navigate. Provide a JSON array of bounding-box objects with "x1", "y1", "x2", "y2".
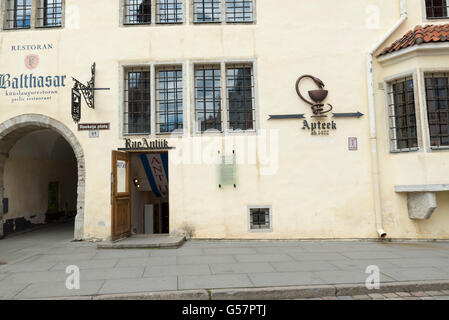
[
  {"x1": 157, "y1": 0, "x2": 183, "y2": 24},
  {"x1": 426, "y1": 0, "x2": 449, "y2": 19},
  {"x1": 226, "y1": 0, "x2": 253, "y2": 23},
  {"x1": 156, "y1": 67, "x2": 184, "y2": 133},
  {"x1": 226, "y1": 64, "x2": 255, "y2": 131},
  {"x1": 37, "y1": 0, "x2": 63, "y2": 27},
  {"x1": 124, "y1": 0, "x2": 152, "y2": 25},
  {"x1": 424, "y1": 73, "x2": 449, "y2": 148},
  {"x1": 387, "y1": 77, "x2": 418, "y2": 152},
  {"x1": 193, "y1": 0, "x2": 221, "y2": 23},
  {"x1": 4, "y1": 0, "x2": 32, "y2": 30},
  {"x1": 124, "y1": 68, "x2": 152, "y2": 134}
]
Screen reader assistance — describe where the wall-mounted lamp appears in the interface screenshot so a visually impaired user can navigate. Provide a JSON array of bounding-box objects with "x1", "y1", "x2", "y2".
[{"x1": 133, "y1": 178, "x2": 140, "y2": 188}]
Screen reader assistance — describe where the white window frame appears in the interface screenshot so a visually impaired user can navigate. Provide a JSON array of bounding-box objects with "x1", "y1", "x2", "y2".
[
  {"x1": 421, "y1": 0, "x2": 449, "y2": 22},
  {"x1": 121, "y1": 0, "x2": 186, "y2": 26},
  {"x1": 247, "y1": 205, "x2": 273, "y2": 233},
  {"x1": 383, "y1": 71, "x2": 422, "y2": 153}
]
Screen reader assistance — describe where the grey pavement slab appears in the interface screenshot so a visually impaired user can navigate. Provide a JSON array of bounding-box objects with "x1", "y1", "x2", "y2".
[
  {"x1": 387, "y1": 258, "x2": 449, "y2": 268},
  {"x1": 329, "y1": 259, "x2": 398, "y2": 271},
  {"x1": 234, "y1": 254, "x2": 294, "y2": 263},
  {"x1": 32, "y1": 253, "x2": 97, "y2": 263},
  {"x1": 381, "y1": 267, "x2": 449, "y2": 282},
  {"x1": 93, "y1": 250, "x2": 151, "y2": 260},
  {"x1": 14, "y1": 280, "x2": 104, "y2": 299},
  {"x1": 99, "y1": 276, "x2": 177, "y2": 294},
  {"x1": 339, "y1": 251, "x2": 400, "y2": 260},
  {"x1": 0, "y1": 261, "x2": 58, "y2": 273},
  {"x1": 271, "y1": 261, "x2": 339, "y2": 272},
  {"x1": 254, "y1": 246, "x2": 308, "y2": 254},
  {"x1": 1, "y1": 270, "x2": 68, "y2": 284},
  {"x1": 143, "y1": 264, "x2": 211, "y2": 277},
  {"x1": 116, "y1": 256, "x2": 177, "y2": 267},
  {"x1": 210, "y1": 262, "x2": 275, "y2": 274},
  {"x1": 179, "y1": 274, "x2": 253, "y2": 290},
  {"x1": 289, "y1": 252, "x2": 350, "y2": 261},
  {"x1": 177, "y1": 255, "x2": 237, "y2": 265},
  {"x1": 316, "y1": 270, "x2": 396, "y2": 284},
  {"x1": 202, "y1": 248, "x2": 258, "y2": 255},
  {"x1": 81, "y1": 267, "x2": 145, "y2": 281},
  {"x1": 148, "y1": 248, "x2": 204, "y2": 256},
  {"x1": 249, "y1": 271, "x2": 326, "y2": 287},
  {"x1": 50, "y1": 259, "x2": 119, "y2": 271},
  {"x1": 0, "y1": 283, "x2": 30, "y2": 299}
]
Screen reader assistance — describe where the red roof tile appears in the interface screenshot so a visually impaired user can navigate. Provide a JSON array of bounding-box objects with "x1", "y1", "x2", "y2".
[{"x1": 378, "y1": 24, "x2": 449, "y2": 57}]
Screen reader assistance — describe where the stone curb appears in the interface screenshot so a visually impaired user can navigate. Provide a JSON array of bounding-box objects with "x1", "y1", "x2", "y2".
[
  {"x1": 21, "y1": 280, "x2": 449, "y2": 300},
  {"x1": 96, "y1": 237, "x2": 186, "y2": 250}
]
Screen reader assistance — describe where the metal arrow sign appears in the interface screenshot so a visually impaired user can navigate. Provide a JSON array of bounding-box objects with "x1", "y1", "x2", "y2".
[
  {"x1": 268, "y1": 114, "x2": 305, "y2": 120},
  {"x1": 332, "y1": 112, "x2": 364, "y2": 118}
]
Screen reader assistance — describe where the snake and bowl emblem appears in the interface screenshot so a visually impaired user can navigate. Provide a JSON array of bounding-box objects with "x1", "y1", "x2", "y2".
[{"x1": 295, "y1": 75, "x2": 333, "y2": 117}]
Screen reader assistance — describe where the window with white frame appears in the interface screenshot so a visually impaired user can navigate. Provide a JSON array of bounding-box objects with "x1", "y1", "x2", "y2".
[
  {"x1": 248, "y1": 207, "x2": 271, "y2": 231},
  {"x1": 124, "y1": 68, "x2": 152, "y2": 134},
  {"x1": 194, "y1": 65, "x2": 222, "y2": 132},
  {"x1": 387, "y1": 77, "x2": 419, "y2": 151},
  {"x1": 226, "y1": 64, "x2": 255, "y2": 131},
  {"x1": 38, "y1": 0, "x2": 63, "y2": 27},
  {"x1": 156, "y1": 67, "x2": 184, "y2": 133},
  {"x1": 124, "y1": 0, "x2": 152, "y2": 25},
  {"x1": 4, "y1": 0, "x2": 32, "y2": 30},
  {"x1": 426, "y1": 0, "x2": 449, "y2": 19},
  {"x1": 193, "y1": 0, "x2": 221, "y2": 22},
  {"x1": 226, "y1": 0, "x2": 253, "y2": 23},
  {"x1": 424, "y1": 73, "x2": 449, "y2": 148},
  {"x1": 156, "y1": 0, "x2": 183, "y2": 24}
]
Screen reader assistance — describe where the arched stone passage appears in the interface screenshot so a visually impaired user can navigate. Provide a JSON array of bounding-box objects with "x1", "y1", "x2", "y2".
[{"x1": 0, "y1": 114, "x2": 85, "y2": 240}]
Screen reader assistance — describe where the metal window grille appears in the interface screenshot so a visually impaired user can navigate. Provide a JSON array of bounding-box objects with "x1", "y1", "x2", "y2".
[
  {"x1": 424, "y1": 73, "x2": 449, "y2": 148},
  {"x1": 226, "y1": 64, "x2": 255, "y2": 131},
  {"x1": 124, "y1": 0, "x2": 151, "y2": 24},
  {"x1": 225, "y1": 0, "x2": 253, "y2": 23},
  {"x1": 387, "y1": 77, "x2": 418, "y2": 151},
  {"x1": 156, "y1": 67, "x2": 183, "y2": 133},
  {"x1": 156, "y1": 0, "x2": 183, "y2": 24},
  {"x1": 250, "y1": 208, "x2": 270, "y2": 230},
  {"x1": 426, "y1": 0, "x2": 449, "y2": 18},
  {"x1": 5, "y1": 0, "x2": 31, "y2": 30},
  {"x1": 124, "y1": 69, "x2": 152, "y2": 134},
  {"x1": 37, "y1": 0, "x2": 63, "y2": 27},
  {"x1": 195, "y1": 66, "x2": 222, "y2": 132},
  {"x1": 193, "y1": 0, "x2": 221, "y2": 23}
]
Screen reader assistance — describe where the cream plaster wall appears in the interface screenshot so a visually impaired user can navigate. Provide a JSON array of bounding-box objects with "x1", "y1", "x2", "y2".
[{"x1": 0, "y1": 0, "x2": 448, "y2": 240}]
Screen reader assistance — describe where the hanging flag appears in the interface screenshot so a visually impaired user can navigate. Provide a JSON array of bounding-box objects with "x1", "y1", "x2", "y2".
[{"x1": 140, "y1": 153, "x2": 169, "y2": 198}]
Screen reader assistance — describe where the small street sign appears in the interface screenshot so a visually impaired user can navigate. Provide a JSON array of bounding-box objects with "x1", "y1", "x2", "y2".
[
  {"x1": 89, "y1": 130, "x2": 100, "y2": 138},
  {"x1": 348, "y1": 137, "x2": 358, "y2": 151}
]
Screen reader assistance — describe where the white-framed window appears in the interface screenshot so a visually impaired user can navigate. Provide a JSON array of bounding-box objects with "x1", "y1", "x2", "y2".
[
  {"x1": 248, "y1": 206, "x2": 272, "y2": 232},
  {"x1": 123, "y1": 0, "x2": 152, "y2": 25},
  {"x1": 193, "y1": 0, "x2": 221, "y2": 23},
  {"x1": 425, "y1": 0, "x2": 449, "y2": 19},
  {"x1": 192, "y1": 61, "x2": 257, "y2": 134},
  {"x1": 386, "y1": 77, "x2": 419, "y2": 152},
  {"x1": 194, "y1": 65, "x2": 222, "y2": 132},
  {"x1": 226, "y1": 0, "x2": 254, "y2": 23},
  {"x1": 155, "y1": 66, "x2": 184, "y2": 134},
  {"x1": 226, "y1": 63, "x2": 255, "y2": 131},
  {"x1": 123, "y1": 67, "x2": 152, "y2": 135},
  {"x1": 3, "y1": 0, "x2": 64, "y2": 30},
  {"x1": 156, "y1": 0, "x2": 183, "y2": 24}
]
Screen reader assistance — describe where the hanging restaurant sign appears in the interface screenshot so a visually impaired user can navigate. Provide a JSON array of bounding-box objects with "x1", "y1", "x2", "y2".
[
  {"x1": 71, "y1": 63, "x2": 110, "y2": 123},
  {"x1": 268, "y1": 74, "x2": 364, "y2": 135}
]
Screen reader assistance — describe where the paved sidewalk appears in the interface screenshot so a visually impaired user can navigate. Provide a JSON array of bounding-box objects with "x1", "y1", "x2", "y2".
[
  {"x1": 307, "y1": 290, "x2": 449, "y2": 300},
  {"x1": 1, "y1": 223, "x2": 449, "y2": 299}
]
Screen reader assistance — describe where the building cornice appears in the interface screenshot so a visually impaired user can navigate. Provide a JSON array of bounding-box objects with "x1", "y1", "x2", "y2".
[{"x1": 377, "y1": 43, "x2": 449, "y2": 66}]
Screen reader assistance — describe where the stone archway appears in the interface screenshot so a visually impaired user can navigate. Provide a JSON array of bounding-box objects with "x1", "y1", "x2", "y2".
[{"x1": 0, "y1": 114, "x2": 85, "y2": 240}]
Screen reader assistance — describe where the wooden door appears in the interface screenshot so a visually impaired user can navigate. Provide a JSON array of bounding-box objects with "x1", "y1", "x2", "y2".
[{"x1": 111, "y1": 151, "x2": 131, "y2": 241}]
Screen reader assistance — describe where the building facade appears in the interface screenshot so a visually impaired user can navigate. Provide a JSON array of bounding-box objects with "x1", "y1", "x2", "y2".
[{"x1": 0, "y1": 0, "x2": 449, "y2": 241}]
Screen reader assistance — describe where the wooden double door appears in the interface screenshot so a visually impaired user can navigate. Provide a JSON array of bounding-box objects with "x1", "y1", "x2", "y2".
[{"x1": 111, "y1": 151, "x2": 131, "y2": 241}]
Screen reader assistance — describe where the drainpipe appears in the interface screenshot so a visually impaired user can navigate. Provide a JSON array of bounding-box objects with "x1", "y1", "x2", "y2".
[{"x1": 366, "y1": 0, "x2": 407, "y2": 238}]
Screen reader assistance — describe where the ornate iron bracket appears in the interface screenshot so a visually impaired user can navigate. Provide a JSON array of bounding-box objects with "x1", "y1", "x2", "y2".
[{"x1": 71, "y1": 63, "x2": 110, "y2": 123}]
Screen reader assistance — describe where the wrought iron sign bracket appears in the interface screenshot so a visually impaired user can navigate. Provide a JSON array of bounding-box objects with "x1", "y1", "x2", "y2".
[{"x1": 71, "y1": 63, "x2": 110, "y2": 123}]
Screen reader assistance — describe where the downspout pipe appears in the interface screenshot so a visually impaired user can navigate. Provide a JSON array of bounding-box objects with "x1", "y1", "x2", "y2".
[{"x1": 366, "y1": 0, "x2": 407, "y2": 238}]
